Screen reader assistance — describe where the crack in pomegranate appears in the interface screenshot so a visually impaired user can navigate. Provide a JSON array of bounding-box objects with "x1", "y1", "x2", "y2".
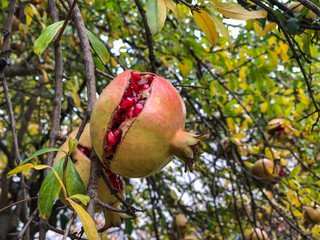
[
  {"x1": 76, "y1": 144, "x2": 123, "y2": 191},
  {"x1": 103, "y1": 71, "x2": 154, "y2": 168}
]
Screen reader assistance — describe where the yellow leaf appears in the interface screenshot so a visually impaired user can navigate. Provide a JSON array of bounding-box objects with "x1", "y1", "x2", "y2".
[
  {"x1": 67, "y1": 199, "x2": 99, "y2": 240},
  {"x1": 227, "y1": 117, "x2": 236, "y2": 132},
  {"x1": 261, "y1": 101, "x2": 268, "y2": 113},
  {"x1": 7, "y1": 163, "x2": 35, "y2": 178},
  {"x1": 264, "y1": 22, "x2": 277, "y2": 32},
  {"x1": 265, "y1": 147, "x2": 273, "y2": 161},
  {"x1": 239, "y1": 68, "x2": 246, "y2": 83},
  {"x1": 284, "y1": 89, "x2": 294, "y2": 95},
  {"x1": 178, "y1": 60, "x2": 192, "y2": 78},
  {"x1": 34, "y1": 164, "x2": 50, "y2": 170},
  {"x1": 268, "y1": 36, "x2": 277, "y2": 46},
  {"x1": 211, "y1": 2, "x2": 267, "y2": 20},
  {"x1": 73, "y1": 91, "x2": 81, "y2": 108},
  {"x1": 193, "y1": 8, "x2": 219, "y2": 46},
  {"x1": 165, "y1": 0, "x2": 179, "y2": 20},
  {"x1": 110, "y1": 57, "x2": 117, "y2": 68}
]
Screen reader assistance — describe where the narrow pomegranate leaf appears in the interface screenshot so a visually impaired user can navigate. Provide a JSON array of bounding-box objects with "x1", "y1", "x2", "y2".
[
  {"x1": 67, "y1": 198, "x2": 99, "y2": 240},
  {"x1": 86, "y1": 29, "x2": 110, "y2": 64},
  {"x1": 193, "y1": 8, "x2": 219, "y2": 46},
  {"x1": 211, "y1": 2, "x2": 267, "y2": 20},
  {"x1": 146, "y1": 0, "x2": 167, "y2": 35},
  {"x1": 204, "y1": 7, "x2": 233, "y2": 50},
  {"x1": 19, "y1": 147, "x2": 67, "y2": 166},
  {"x1": 68, "y1": 137, "x2": 78, "y2": 155},
  {"x1": 65, "y1": 157, "x2": 86, "y2": 197},
  {"x1": 38, "y1": 158, "x2": 64, "y2": 220},
  {"x1": 34, "y1": 21, "x2": 64, "y2": 55},
  {"x1": 7, "y1": 163, "x2": 35, "y2": 178}
]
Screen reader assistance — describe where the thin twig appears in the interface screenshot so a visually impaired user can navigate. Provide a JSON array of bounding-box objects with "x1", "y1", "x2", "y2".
[
  {"x1": 0, "y1": 197, "x2": 40, "y2": 213},
  {"x1": 95, "y1": 67, "x2": 114, "y2": 80},
  {"x1": 62, "y1": 212, "x2": 77, "y2": 240}
]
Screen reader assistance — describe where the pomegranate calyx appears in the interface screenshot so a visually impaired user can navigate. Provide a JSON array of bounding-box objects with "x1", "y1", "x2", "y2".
[{"x1": 171, "y1": 129, "x2": 209, "y2": 172}]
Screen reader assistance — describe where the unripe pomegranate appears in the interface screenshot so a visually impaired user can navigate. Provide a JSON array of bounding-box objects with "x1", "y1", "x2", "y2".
[
  {"x1": 54, "y1": 124, "x2": 128, "y2": 229},
  {"x1": 244, "y1": 228, "x2": 269, "y2": 240},
  {"x1": 252, "y1": 158, "x2": 285, "y2": 185},
  {"x1": 175, "y1": 214, "x2": 187, "y2": 238},
  {"x1": 90, "y1": 70, "x2": 208, "y2": 178},
  {"x1": 303, "y1": 206, "x2": 320, "y2": 227}
]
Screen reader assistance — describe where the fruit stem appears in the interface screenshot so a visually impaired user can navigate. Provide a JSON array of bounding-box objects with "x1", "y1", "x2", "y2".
[{"x1": 170, "y1": 129, "x2": 209, "y2": 172}]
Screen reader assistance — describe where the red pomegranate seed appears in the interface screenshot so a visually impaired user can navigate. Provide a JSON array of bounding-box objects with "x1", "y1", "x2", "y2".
[
  {"x1": 113, "y1": 129, "x2": 122, "y2": 142},
  {"x1": 120, "y1": 97, "x2": 135, "y2": 108},
  {"x1": 141, "y1": 84, "x2": 150, "y2": 90},
  {"x1": 77, "y1": 145, "x2": 92, "y2": 158},
  {"x1": 131, "y1": 71, "x2": 141, "y2": 82},
  {"x1": 107, "y1": 130, "x2": 117, "y2": 146},
  {"x1": 121, "y1": 113, "x2": 126, "y2": 121},
  {"x1": 130, "y1": 83, "x2": 139, "y2": 93},
  {"x1": 147, "y1": 75, "x2": 154, "y2": 83},
  {"x1": 126, "y1": 106, "x2": 134, "y2": 118},
  {"x1": 125, "y1": 89, "x2": 133, "y2": 97},
  {"x1": 133, "y1": 96, "x2": 138, "y2": 104},
  {"x1": 133, "y1": 103, "x2": 143, "y2": 117}
]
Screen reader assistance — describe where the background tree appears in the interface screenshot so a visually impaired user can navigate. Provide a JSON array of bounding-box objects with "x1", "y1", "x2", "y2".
[{"x1": 1, "y1": 0, "x2": 320, "y2": 239}]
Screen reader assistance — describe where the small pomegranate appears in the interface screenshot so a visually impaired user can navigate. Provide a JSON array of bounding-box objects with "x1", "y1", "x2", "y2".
[
  {"x1": 54, "y1": 124, "x2": 129, "y2": 229},
  {"x1": 90, "y1": 70, "x2": 208, "y2": 178},
  {"x1": 252, "y1": 158, "x2": 285, "y2": 185},
  {"x1": 303, "y1": 206, "x2": 320, "y2": 227},
  {"x1": 266, "y1": 118, "x2": 298, "y2": 141},
  {"x1": 244, "y1": 228, "x2": 269, "y2": 240},
  {"x1": 175, "y1": 214, "x2": 187, "y2": 238}
]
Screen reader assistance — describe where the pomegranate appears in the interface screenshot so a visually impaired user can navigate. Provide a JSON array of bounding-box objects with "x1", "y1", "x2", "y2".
[
  {"x1": 303, "y1": 206, "x2": 320, "y2": 227},
  {"x1": 244, "y1": 228, "x2": 269, "y2": 240},
  {"x1": 266, "y1": 118, "x2": 297, "y2": 141},
  {"x1": 53, "y1": 124, "x2": 128, "y2": 229},
  {"x1": 175, "y1": 214, "x2": 187, "y2": 238},
  {"x1": 252, "y1": 158, "x2": 285, "y2": 185},
  {"x1": 90, "y1": 70, "x2": 208, "y2": 178}
]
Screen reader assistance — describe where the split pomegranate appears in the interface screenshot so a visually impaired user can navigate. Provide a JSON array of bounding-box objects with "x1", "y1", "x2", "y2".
[
  {"x1": 90, "y1": 70, "x2": 208, "y2": 178},
  {"x1": 53, "y1": 124, "x2": 127, "y2": 229}
]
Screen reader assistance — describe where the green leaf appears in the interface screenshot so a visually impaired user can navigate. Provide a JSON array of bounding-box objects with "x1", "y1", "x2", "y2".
[
  {"x1": 68, "y1": 137, "x2": 78, "y2": 155},
  {"x1": 66, "y1": 158, "x2": 86, "y2": 197},
  {"x1": 7, "y1": 163, "x2": 35, "y2": 178},
  {"x1": 289, "y1": 166, "x2": 301, "y2": 178},
  {"x1": 34, "y1": 21, "x2": 64, "y2": 55},
  {"x1": 302, "y1": 33, "x2": 311, "y2": 55},
  {"x1": 286, "y1": 18, "x2": 299, "y2": 35},
  {"x1": 86, "y1": 29, "x2": 110, "y2": 65},
  {"x1": 38, "y1": 158, "x2": 64, "y2": 220},
  {"x1": 69, "y1": 194, "x2": 91, "y2": 206},
  {"x1": 224, "y1": 99, "x2": 238, "y2": 117},
  {"x1": 67, "y1": 198, "x2": 99, "y2": 240},
  {"x1": 146, "y1": 0, "x2": 167, "y2": 35},
  {"x1": 19, "y1": 147, "x2": 67, "y2": 166},
  {"x1": 125, "y1": 219, "x2": 133, "y2": 235}
]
